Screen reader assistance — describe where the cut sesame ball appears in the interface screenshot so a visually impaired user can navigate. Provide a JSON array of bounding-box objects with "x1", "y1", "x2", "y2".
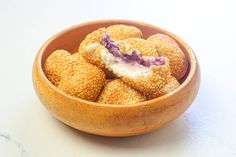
[
  {"x1": 147, "y1": 34, "x2": 188, "y2": 79},
  {"x1": 106, "y1": 25, "x2": 143, "y2": 40},
  {"x1": 78, "y1": 25, "x2": 143, "y2": 78},
  {"x1": 78, "y1": 29, "x2": 115, "y2": 78},
  {"x1": 78, "y1": 28, "x2": 106, "y2": 68},
  {"x1": 97, "y1": 79, "x2": 145, "y2": 104},
  {"x1": 99, "y1": 45, "x2": 171, "y2": 94},
  {"x1": 58, "y1": 63, "x2": 106, "y2": 101}
]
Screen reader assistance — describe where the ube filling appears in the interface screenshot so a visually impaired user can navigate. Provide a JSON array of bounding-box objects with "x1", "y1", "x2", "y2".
[{"x1": 102, "y1": 33, "x2": 165, "y2": 67}]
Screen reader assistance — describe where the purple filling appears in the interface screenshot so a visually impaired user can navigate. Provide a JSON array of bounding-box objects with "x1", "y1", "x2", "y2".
[{"x1": 102, "y1": 33, "x2": 165, "y2": 67}]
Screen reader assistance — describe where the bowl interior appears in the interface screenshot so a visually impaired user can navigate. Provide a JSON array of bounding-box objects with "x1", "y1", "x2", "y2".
[{"x1": 40, "y1": 20, "x2": 191, "y2": 91}]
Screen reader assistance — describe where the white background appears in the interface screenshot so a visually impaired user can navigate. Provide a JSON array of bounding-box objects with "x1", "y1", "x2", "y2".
[{"x1": 0, "y1": 0, "x2": 236, "y2": 157}]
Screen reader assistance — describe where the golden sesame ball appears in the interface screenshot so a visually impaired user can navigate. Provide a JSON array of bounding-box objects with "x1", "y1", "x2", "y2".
[
  {"x1": 145, "y1": 76, "x2": 180, "y2": 99},
  {"x1": 97, "y1": 79, "x2": 145, "y2": 104},
  {"x1": 44, "y1": 50, "x2": 77, "y2": 86},
  {"x1": 159, "y1": 76, "x2": 180, "y2": 95},
  {"x1": 147, "y1": 34, "x2": 188, "y2": 79},
  {"x1": 106, "y1": 25, "x2": 143, "y2": 40},
  {"x1": 58, "y1": 63, "x2": 106, "y2": 101},
  {"x1": 121, "y1": 60, "x2": 171, "y2": 94},
  {"x1": 119, "y1": 38, "x2": 157, "y2": 55}
]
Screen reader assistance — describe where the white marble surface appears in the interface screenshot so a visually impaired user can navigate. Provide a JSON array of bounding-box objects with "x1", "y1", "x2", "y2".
[{"x1": 0, "y1": 0, "x2": 236, "y2": 156}]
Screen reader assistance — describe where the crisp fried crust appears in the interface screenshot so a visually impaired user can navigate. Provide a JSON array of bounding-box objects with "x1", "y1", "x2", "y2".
[
  {"x1": 160, "y1": 76, "x2": 180, "y2": 95},
  {"x1": 119, "y1": 38, "x2": 157, "y2": 55},
  {"x1": 44, "y1": 50, "x2": 78, "y2": 86},
  {"x1": 78, "y1": 28, "x2": 106, "y2": 68},
  {"x1": 145, "y1": 76, "x2": 180, "y2": 99},
  {"x1": 106, "y1": 25, "x2": 143, "y2": 40},
  {"x1": 147, "y1": 34, "x2": 188, "y2": 79},
  {"x1": 121, "y1": 61, "x2": 171, "y2": 94},
  {"x1": 72, "y1": 52, "x2": 87, "y2": 63},
  {"x1": 97, "y1": 79, "x2": 145, "y2": 104},
  {"x1": 58, "y1": 63, "x2": 106, "y2": 101},
  {"x1": 78, "y1": 29, "x2": 116, "y2": 78}
]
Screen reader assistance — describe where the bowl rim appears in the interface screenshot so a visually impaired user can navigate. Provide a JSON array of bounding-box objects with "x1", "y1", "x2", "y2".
[{"x1": 35, "y1": 19, "x2": 198, "y2": 108}]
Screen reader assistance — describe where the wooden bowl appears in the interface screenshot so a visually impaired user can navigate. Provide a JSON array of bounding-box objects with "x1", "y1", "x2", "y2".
[{"x1": 32, "y1": 19, "x2": 200, "y2": 137}]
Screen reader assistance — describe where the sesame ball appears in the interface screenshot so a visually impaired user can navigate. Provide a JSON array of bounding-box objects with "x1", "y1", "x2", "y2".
[
  {"x1": 44, "y1": 50, "x2": 78, "y2": 86},
  {"x1": 58, "y1": 63, "x2": 106, "y2": 101},
  {"x1": 147, "y1": 34, "x2": 188, "y2": 79},
  {"x1": 97, "y1": 79, "x2": 145, "y2": 104}
]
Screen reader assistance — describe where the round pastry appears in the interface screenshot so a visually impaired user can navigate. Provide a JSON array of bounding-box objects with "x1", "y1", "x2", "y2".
[
  {"x1": 97, "y1": 79, "x2": 145, "y2": 104},
  {"x1": 44, "y1": 50, "x2": 78, "y2": 86},
  {"x1": 58, "y1": 63, "x2": 106, "y2": 101},
  {"x1": 99, "y1": 33, "x2": 171, "y2": 94},
  {"x1": 159, "y1": 76, "x2": 180, "y2": 95},
  {"x1": 145, "y1": 76, "x2": 180, "y2": 99},
  {"x1": 147, "y1": 34, "x2": 188, "y2": 79},
  {"x1": 106, "y1": 24, "x2": 143, "y2": 40}
]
